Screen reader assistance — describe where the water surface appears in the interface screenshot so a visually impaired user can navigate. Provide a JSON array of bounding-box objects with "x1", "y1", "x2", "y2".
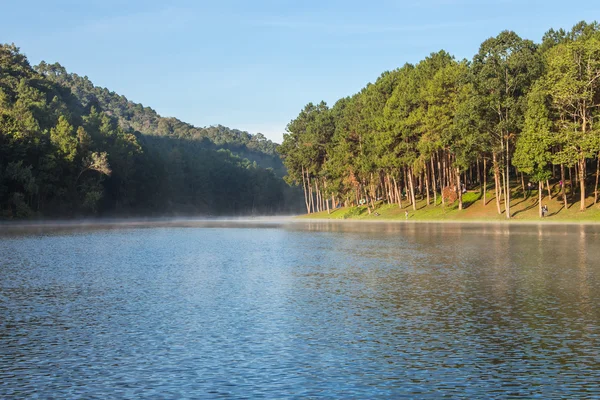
[{"x1": 1, "y1": 220, "x2": 599, "y2": 398}]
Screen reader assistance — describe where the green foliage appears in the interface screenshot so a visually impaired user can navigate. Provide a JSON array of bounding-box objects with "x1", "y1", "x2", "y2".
[
  {"x1": 0, "y1": 44, "x2": 302, "y2": 218},
  {"x1": 342, "y1": 206, "x2": 366, "y2": 219},
  {"x1": 281, "y1": 21, "x2": 600, "y2": 215},
  {"x1": 35, "y1": 61, "x2": 284, "y2": 174},
  {"x1": 513, "y1": 82, "x2": 553, "y2": 182}
]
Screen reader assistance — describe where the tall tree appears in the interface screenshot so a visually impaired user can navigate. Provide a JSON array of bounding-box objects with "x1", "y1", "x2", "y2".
[
  {"x1": 472, "y1": 31, "x2": 541, "y2": 218},
  {"x1": 544, "y1": 24, "x2": 600, "y2": 210}
]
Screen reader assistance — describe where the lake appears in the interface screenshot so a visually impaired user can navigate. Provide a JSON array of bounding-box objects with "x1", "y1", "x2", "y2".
[{"x1": 1, "y1": 219, "x2": 599, "y2": 398}]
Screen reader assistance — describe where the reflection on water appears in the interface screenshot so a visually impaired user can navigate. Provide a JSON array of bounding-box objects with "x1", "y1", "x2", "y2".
[{"x1": 1, "y1": 220, "x2": 600, "y2": 397}]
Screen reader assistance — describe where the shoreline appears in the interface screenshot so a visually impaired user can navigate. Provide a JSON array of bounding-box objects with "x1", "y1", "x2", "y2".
[
  {"x1": 296, "y1": 216, "x2": 600, "y2": 226},
  {"x1": 1, "y1": 214, "x2": 599, "y2": 232}
]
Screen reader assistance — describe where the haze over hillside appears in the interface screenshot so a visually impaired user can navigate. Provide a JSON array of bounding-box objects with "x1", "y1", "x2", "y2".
[{"x1": 0, "y1": 44, "x2": 302, "y2": 219}]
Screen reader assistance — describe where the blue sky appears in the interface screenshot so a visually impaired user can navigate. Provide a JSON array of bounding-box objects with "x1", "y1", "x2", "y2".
[{"x1": 2, "y1": 0, "x2": 599, "y2": 143}]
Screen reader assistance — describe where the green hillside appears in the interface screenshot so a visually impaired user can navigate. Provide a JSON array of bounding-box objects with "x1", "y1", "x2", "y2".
[{"x1": 0, "y1": 44, "x2": 301, "y2": 218}]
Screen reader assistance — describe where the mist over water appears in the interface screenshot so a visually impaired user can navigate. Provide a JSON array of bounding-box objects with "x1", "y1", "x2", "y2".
[{"x1": 1, "y1": 221, "x2": 599, "y2": 397}]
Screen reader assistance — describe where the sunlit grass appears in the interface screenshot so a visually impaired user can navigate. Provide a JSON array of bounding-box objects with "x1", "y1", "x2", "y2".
[{"x1": 299, "y1": 185, "x2": 600, "y2": 223}]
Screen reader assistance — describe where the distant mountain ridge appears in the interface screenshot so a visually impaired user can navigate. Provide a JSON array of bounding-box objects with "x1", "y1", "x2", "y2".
[{"x1": 35, "y1": 61, "x2": 284, "y2": 174}]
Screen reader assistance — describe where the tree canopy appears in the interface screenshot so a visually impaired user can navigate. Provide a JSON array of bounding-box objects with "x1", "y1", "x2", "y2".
[
  {"x1": 280, "y1": 21, "x2": 600, "y2": 217},
  {"x1": 0, "y1": 44, "x2": 302, "y2": 218}
]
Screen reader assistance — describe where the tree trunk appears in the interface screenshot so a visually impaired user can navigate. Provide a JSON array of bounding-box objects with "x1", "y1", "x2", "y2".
[
  {"x1": 315, "y1": 179, "x2": 321, "y2": 213},
  {"x1": 568, "y1": 167, "x2": 573, "y2": 200},
  {"x1": 579, "y1": 156, "x2": 586, "y2": 211},
  {"x1": 370, "y1": 174, "x2": 376, "y2": 211},
  {"x1": 546, "y1": 179, "x2": 552, "y2": 200},
  {"x1": 493, "y1": 153, "x2": 502, "y2": 214},
  {"x1": 308, "y1": 176, "x2": 314, "y2": 213},
  {"x1": 483, "y1": 157, "x2": 487, "y2": 206},
  {"x1": 442, "y1": 155, "x2": 447, "y2": 188},
  {"x1": 476, "y1": 157, "x2": 481, "y2": 186},
  {"x1": 539, "y1": 181, "x2": 543, "y2": 218},
  {"x1": 403, "y1": 167, "x2": 411, "y2": 206},
  {"x1": 301, "y1": 166, "x2": 310, "y2": 214},
  {"x1": 425, "y1": 164, "x2": 431, "y2": 206},
  {"x1": 385, "y1": 173, "x2": 394, "y2": 204},
  {"x1": 408, "y1": 168, "x2": 416, "y2": 211},
  {"x1": 393, "y1": 175, "x2": 402, "y2": 209},
  {"x1": 362, "y1": 184, "x2": 371, "y2": 215},
  {"x1": 437, "y1": 152, "x2": 443, "y2": 189},
  {"x1": 457, "y1": 168, "x2": 463, "y2": 210},
  {"x1": 560, "y1": 164, "x2": 567, "y2": 209},
  {"x1": 595, "y1": 153, "x2": 600, "y2": 204},
  {"x1": 504, "y1": 139, "x2": 511, "y2": 219},
  {"x1": 521, "y1": 172, "x2": 525, "y2": 198},
  {"x1": 431, "y1": 157, "x2": 437, "y2": 205}
]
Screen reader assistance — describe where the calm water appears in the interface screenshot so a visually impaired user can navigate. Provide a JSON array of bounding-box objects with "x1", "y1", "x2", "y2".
[{"x1": 1, "y1": 220, "x2": 600, "y2": 398}]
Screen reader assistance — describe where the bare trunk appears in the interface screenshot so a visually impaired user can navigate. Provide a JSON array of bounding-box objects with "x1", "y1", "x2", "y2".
[
  {"x1": 404, "y1": 167, "x2": 411, "y2": 206},
  {"x1": 408, "y1": 168, "x2": 417, "y2": 211},
  {"x1": 389, "y1": 174, "x2": 394, "y2": 204},
  {"x1": 308, "y1": 176, "x2": 314, "y2": 214},
  {"x1": 560, "y1": 164, "x2": 567, "y2": 209},
  {"x1": 539, "y1": 181, "x2": 543, "y2": 218},
  {"x1": 393, "y1": 175, "x2": 402, "y2": 209},
  {"x1": 315, "y1": 179, "x2": 321, "y2": 213},
  {"x1": 430, "y1": 157, "x2": 437, "y2": 205},
  {"x1": 595, "y1": 153, "x2": 600, "y2": 204},
  {"x1": 457, "y1": 168, "x2": 463, "y2": 210},
  {"x1": 493, "y1": 153, "x2": 502, "y2": 214},
  {"x1": 301, "y1": 166, "x2": 310, "y2": 214},
  {"x1": 476, "y1": 157, "x2": 481, "y2": 186},
  {"x1": 579, "y1": 156, "x2": 586, "y2": 211},
  {"x1": 425, "y1": 164, "x2": 431, "y2": 206},
  {"x1": 437, "y1": 152, "x2": 443, "y2": 190},
  {"x1": 370, "y1": 174, "x2": 376, "y2": 211},
  {"x1": 521, "y1": 172, "x2": 525, "y2": 198},
  {"x1": 546, "y1": 179, "x2": 552, "y2": 200},
  {"x1": 504, "y1": 139, "x2": 511, "y2": 219},
  {"x1": 442, "y1": 155, "x2": 447, "y2": 188},
  {"x1": 568, "y1": 167, "x2": 573, "y2": 200},
  {"x1": 483, "y1": 157, "x2": 487, "y2": 206},
  {"x1": 324, "y1": 180, "x2": 330, "y2": 214}
]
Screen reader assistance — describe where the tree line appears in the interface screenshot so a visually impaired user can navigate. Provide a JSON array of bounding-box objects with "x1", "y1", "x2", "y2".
[
  {"x1": 0, "y1": 44, "x2": 302, "y2": 218},
  {"x1": 279, "y1": 21, "x2": 600, "y2": 218}
]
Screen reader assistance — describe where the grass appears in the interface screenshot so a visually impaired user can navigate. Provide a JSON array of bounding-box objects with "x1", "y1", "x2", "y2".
[{"x1": 299, "y1": 184, "x2": 600, "y2": 223}]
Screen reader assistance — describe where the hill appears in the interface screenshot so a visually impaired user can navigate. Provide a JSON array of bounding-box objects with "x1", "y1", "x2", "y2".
[
  {"x1": 0, "y1": 43, "x2": 301, "y2": 218},
  {"x1": 34, "y1": 61, "x2": 285, "y2": 176}
]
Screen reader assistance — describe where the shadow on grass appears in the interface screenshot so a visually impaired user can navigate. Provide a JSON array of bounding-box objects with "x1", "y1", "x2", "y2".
[
  {"x1": 462, "y1": 192, "x2": 482, "y2": 209},
  {"x1": 485, "y1": 195, "x2": 495, "y2": 206},
  {"x1": 342, "y1": 206, "x2": 369, "y2": 218},
  {"x1": 511, "y1": 197, "x2": 534, "y2": 207},
  {"x1": 548, "y1": 205, "x2": 565, "y2": 217},
  {"x1": 512, "y1": 199, "x2": 539, "y2": 217}
]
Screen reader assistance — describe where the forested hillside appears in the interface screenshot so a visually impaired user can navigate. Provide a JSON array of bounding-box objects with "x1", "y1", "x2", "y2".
[
  {"x1": 0, "y1": 44, "x2": 300, "y2": 218},
  {"x1": 280, "y1": 21, "x2": 600, "y2": 218},
  {"x1": 34, "y1": 61, "x2": 285, "y2": 176}
]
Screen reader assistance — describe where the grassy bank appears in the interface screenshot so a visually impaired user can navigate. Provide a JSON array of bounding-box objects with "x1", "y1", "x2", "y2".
[{"x1": 299, "y1": 186, "x2": 600, "y2": 223}]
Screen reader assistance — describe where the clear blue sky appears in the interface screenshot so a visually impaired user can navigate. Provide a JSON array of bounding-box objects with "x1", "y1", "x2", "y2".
[{"x1": 2, "y1": 0, "x2": 598, "y2": 143}]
